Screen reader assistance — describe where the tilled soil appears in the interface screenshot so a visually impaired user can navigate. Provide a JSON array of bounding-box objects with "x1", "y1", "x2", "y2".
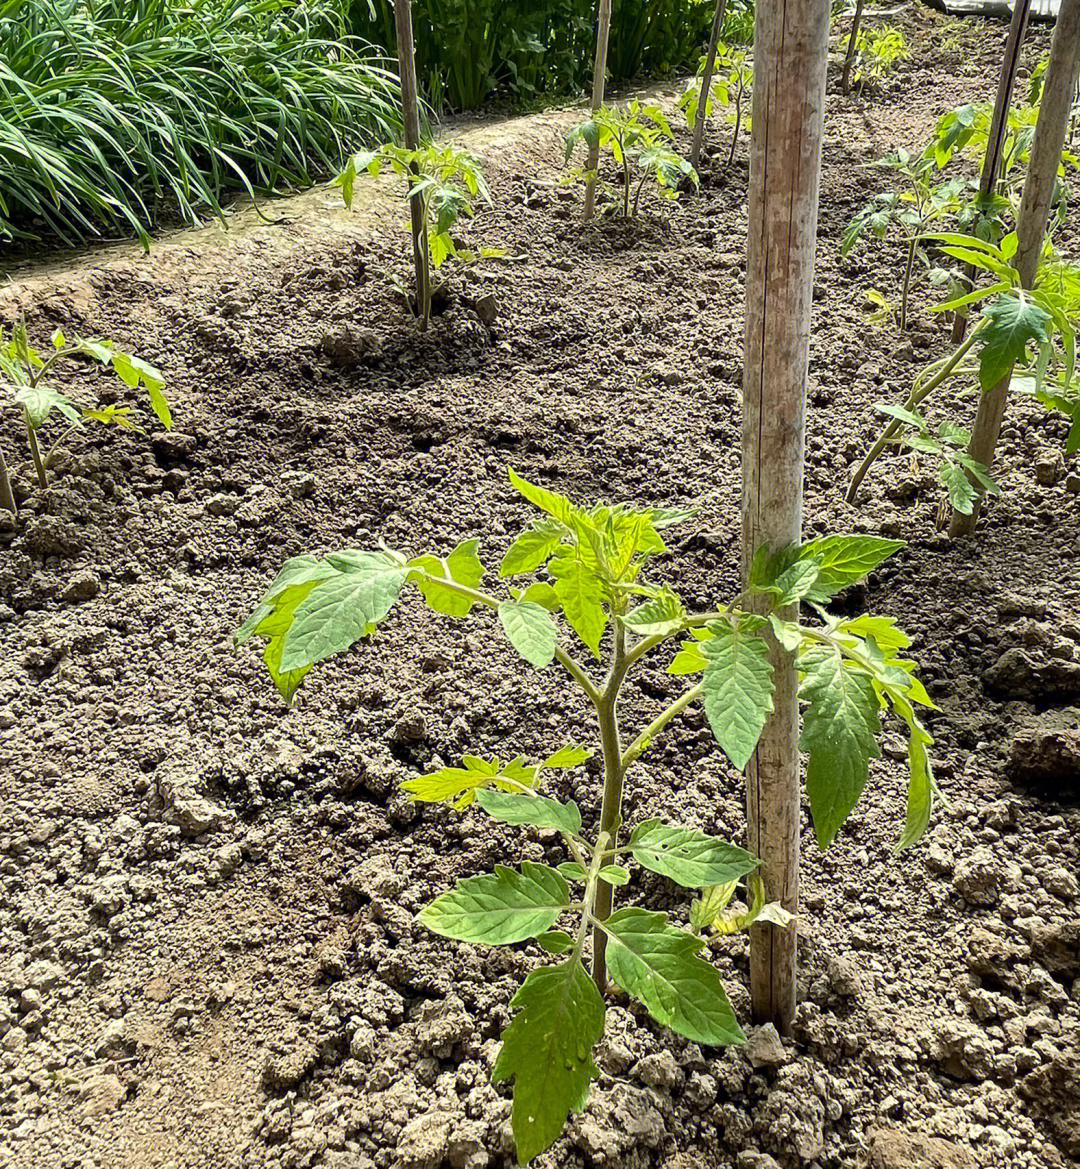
[{"x1": 1, "y1": 9, "x2": 1079, "y2": 1169}]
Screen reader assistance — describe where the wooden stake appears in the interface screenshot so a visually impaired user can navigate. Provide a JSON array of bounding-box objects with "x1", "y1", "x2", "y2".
[
  {"x1": 841, "y1": 0, "x2": 865, "y2": 94},
  {"x1": 951, "y1": 0, "x2": 1032, "y2": 344},
  {"x1": 583, "y1": 0, "x2": 613, "y2": 222},
  {"x1": 393, "y1": 0, "x2": 431, "y2": 329},
  {"x1": 692, "y1": 0, "x2": 729, "y2": 170},
  {"x1": 741, "y1": 0, "x2": 829, "y2": 1033},
  {"x1": 950, "y1": 0, "x2": 1080, "y2": 537}
]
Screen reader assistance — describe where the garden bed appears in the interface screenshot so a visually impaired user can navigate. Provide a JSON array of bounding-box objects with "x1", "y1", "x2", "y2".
[{"x1": 1, "y1": 8, "x2": 1078, "y2": 1168}]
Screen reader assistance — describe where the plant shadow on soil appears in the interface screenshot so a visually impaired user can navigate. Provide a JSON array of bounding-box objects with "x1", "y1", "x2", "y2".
[{"x1": 0, "y1": 8, "x2": 1079, "y2": 1169}]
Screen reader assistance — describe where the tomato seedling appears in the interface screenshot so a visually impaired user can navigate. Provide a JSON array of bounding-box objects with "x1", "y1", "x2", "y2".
[
  {"x1": 0, "y1": 320, "x2": 171, "y2": 514},
  {"x1": 565, "y1": 101, "x2": 698, "y2": 218},
  {"x1": 838, "y1": 23, "x2": 909, "y2": 93},
  {"x1": 336, "y1": 142, "x2": 497, "y2": 330},
  {"x1": 679, "y1": 44, "x2": 753, "y2": 167},
  {"x1": 237, "y1": 468, "x2": 937, "y2": 1165},
  {"x1": 848, "y1": 234, "x2": 1080, "y2": 509}
]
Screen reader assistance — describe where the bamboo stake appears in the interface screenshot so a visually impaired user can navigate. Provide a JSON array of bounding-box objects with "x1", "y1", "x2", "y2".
[
  {"x1": 951, "y1": 0, "x2": 1032, "y2": 344},
  {"x1": 692, "y1": 0, "x2": 729, "y2": 170},
  {"x1": 583, "y1": 0, "x2": 613, "y2": 222},
  {"x1": 741, "y1": 0, "x2": 829, "y2": 1033},
  {"x1": 393, "y1": 0, "x2": 431, "y2": 330},
  {"x1": 950, "y1": 0, "x2": 1080, "y2": 537}
]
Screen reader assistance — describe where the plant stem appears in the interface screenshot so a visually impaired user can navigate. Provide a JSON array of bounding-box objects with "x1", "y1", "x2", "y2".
[
  {"x1": 846, "y1": 326, "x2": 981, "y2": 503},
  {"x1": 900, "y1": 236, "x2": 916, "y2": 331},
  {"x1": 622, "y1": 682, "x2": 704, "y2": 770},
  {"x1": 25, "y1": 422, "x2": 47, "y2": 490},
  {"x1": 728, "y1": 94, "x2": 742, "y2": 166},
  {"x1": 393, "y1": 0, "x2": 429, "y2": 333},
  {"x1": 0, "y1": 446, "x2": 16, "y2": 515},
  {"x1": 590, "y1": 622, "x2": 627, "y2": 991}
]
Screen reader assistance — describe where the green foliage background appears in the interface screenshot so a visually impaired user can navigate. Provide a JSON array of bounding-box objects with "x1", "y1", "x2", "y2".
[{"x1": 352, "y1": 0, "x2": 718, "y2": 111}]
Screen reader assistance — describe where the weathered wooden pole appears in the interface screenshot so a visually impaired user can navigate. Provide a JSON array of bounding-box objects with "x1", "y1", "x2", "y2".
[
  {"x1": 742, "y1": 0, "x2": 829, "y2": 1031},
  {"x1": 691, "y1": 0, "x2": 729, "y2": 170},
  {"x1": 583, "y1": 0, "x2": 613, "y2": 221},
  {"x1": 950, "y1": 0, "x2": 1080, "y2": 537},
  {"x1": 393, "y1": 0, "x2": 431, "y2": 329},
  {"x1": 840, "y1": 0, "x2": 865, "y2": 94},
  {"x1": 951, "y1": 0, "x2": 1032, "y2": 343}
]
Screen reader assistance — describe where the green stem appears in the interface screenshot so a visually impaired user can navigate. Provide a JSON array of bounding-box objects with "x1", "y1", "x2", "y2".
[
  {"x1": 622, "y1": 681, "x2": 704, "y2": 770},
  {"x1": 25, "y1": 421, "x2": 47, "y2": 490},
  {"x1": 900, "y1": 236, "x2": 916, "y2": 331},
  {"x1": 590, "y1": 623, "x2": 627, "y2": 991},
  {"x1": 846, "y1": 325, "x2": 983, "y2": 503}
]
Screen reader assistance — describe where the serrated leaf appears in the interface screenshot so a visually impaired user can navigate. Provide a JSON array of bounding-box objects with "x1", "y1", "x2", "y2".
[
  {"x1": 896, "y1": 722, "x2": 934, "y2": 852},
  {"x1": 549, "y1": 546, "x2": 606, "y2": 658},
  {"x1": 536, "y1": 929, "x2": 575, "y2": 954},
  {"x1": 602, "y1": 908, "x2": 744, "y2": 1046},
  {"x1": 411, "y1": 538, "x2": 485, "y2": 616},
  {"x1": 14, "y1": 384, "x2": 80, "y2": 428},
  {"x1": 557, "y1": 861, "x2": 587, "y2": 882},
  {"x1": 522, "y1": 581, "x2": 560, "y2": 610},
  {"x1": 839, "y1": 615, "x2": 911, "y2": 653},
  {"x1": 768, "y1": 615, "x2": 803, "y2": 653},
  {"x1": 873, "y1": 401, "x2": 926, "y2": 430},
  {"x1": 771, "y1": 558, "x2": 822, "y2": 606},
  {"x1": 279, "y1": 552, "x2": 410, "y2": 673},
  {"x1": 501, "y1": 520, "x2": 565, "y2": 576},
  {"x1": 799, "y1": 652, "x2": 882, "y2": 849},
  {"x1": 492, "y1": 959, "x2": 605, "y2": 1166},
  {"x1": 690, "y1": 881, "x2": 738, "y2": 931},
  {"x1": 235, "y1": 555, "x2": 337, "y2": 647},
  {"x1": 669, "y1": 636, "x2": 710, "y2": 675},
  {"x1": 977, "y1": 292, "x2": 1052, "y2": 392},
  {"x1": 798, "y1": 535, "x2": 905, "y2": 602},
  {"x1": 402, "y1": 756, "x2": 538, "y2": 807},
  {"x1": 599, "y1": 865, "x2": 629, "y2": 886},
  {"x1": 417, "y1": 862, "x2": 569, "y2": 945},
  {"x1": 475, "y1": 789, "x2": 582, "y2": 837},
  {"x1": 699, "y1": 616, "x2": 774, "y2": 770},
  {"x1": 624, "y1": 586, "x2": 686, "y2": 636},
  {"x1": 941, "y1": 459, "x2": 976, "y2": 514},
  {"x1": 498, "y1": 600, "x2": 558, "y2": 669},
  {"x1": 629, "y1": 821, "x2": 760, "y2": 888},
  {"x1": 508, "y1": 467, "x2": 579, "y2": 526},
  {"x1": 542, "y1": 744, "x2": 593, "y2": 770}
]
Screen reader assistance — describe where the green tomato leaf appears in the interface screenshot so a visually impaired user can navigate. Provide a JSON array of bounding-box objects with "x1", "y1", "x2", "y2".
[
  {"x1": 549, "y1": 546, "x2": 607, "y2": 659},
  {"x1": 410, "y1": 538, "x2": 485, "y2": 616},
  {"x1": 940, "y1": 459, "x2": 976, "y2": 514},
  {"x1": 798, "y1": 535, "x2": 905, "y2": 601},
  {"x1": 700, "y1": 616, "x2": 775, "y2": 771},
  {"x1": 492, "y1": 959, "x2": 605, "y2": 1166},
  {"x1": 977, "y1": 292, "x2": 1052, "y2": 393},
  {"x1": 599, "y1": 864, "x2": 630, "y2": 886},
  {"x1": 799, "y1": 651, "x2": 882, "y2": 849},
  {"x1": 624, "y1": 586, "x2": 686, "y2": 636},
  {"x1": 498, "y1": 600, "x2": 558, "y2": 669},
  {"x1": 501, "y1": 520, "x2": 566, "y2": 577},
  {"x1": 557, "y1": 861, "x2": 587, "y2": 882},
  {"x1": 542, "y1": 744, "x2": 594, "y2": 769},
  {"x1": 474, "y1": 788, "x2": 582, "y2": 836},
  {"x1": 602, "y1": 907, "x2": 745, "y2": 1046},
  {"x1": 417, "y1": 862, "x2": 569, "y2": 945},
  {"x1": 629, "y1": 820, "x2": 760, "y2": 888},
  {"x1": 279, "y1": 551, "x2": 411, "y2": 673},
  {"x1": 14, "y1": 384, "x2": 80, "y2": 429},
  {"x1": 535, "y1": 929, "x2": 575, "y2": 954},
  {"x1": 402, "y1": 755, "x2": 538, "y2": 808}
]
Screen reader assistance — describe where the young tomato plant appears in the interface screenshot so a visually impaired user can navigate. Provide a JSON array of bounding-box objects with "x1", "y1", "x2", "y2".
[
  {"x1": 236, "y1": 468, "x2": 936, "y2": 1165},
  {"x1": 0, "y1": 320, "x2": 171, "y2": 514},
  {"x1": 838, "y1": 23, "x2": 909, "y2": 93},
  {"x1": 848, "y1": 235, "x2": 1080, "y2": 509},
  {"x1": 678, "y1": 45, "x2": 753, "y2": 166},
  {"x1": 842, "y1": 149, "x2": 967, "y2": 330},
  {"x1": 336, "y1": 142, "x2": 496, "y2": 330},
  {"x1": 565, "y1": 100, "x2": 698, "y2": 219}
]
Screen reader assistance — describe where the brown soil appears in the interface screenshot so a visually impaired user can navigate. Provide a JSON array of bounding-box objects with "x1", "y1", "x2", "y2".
[{"x1": 1, "y1": 8, "x2": 1078, "y2": 1169}]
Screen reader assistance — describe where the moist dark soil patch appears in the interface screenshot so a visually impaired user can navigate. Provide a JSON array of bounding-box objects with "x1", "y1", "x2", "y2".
[{"x1": 1, "y1": 9, "x2": 1078, "y2": 1169}]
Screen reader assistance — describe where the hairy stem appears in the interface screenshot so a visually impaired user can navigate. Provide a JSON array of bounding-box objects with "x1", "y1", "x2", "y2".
[
  {"x1": 691, "y1": 0, "x2": 728, "y2": 170},
  {"x1": 590, "y1": 623, "x2": 627, "y2": 991},
  {"x1": 25, "y1": 422, "x2": 47, "y2": 490},
  {"x1": 846, "y1": 326, "x2": 982, "y2": 503},
  {"x1": 841, "y1": 0, "x2": 865, "y2": 94},
  {"x1": 900, "y1": 236, "x2": 916, "y2": 331},
  {"x1": 622, "y1": 681, "x2": 704, "y2": 770}
]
